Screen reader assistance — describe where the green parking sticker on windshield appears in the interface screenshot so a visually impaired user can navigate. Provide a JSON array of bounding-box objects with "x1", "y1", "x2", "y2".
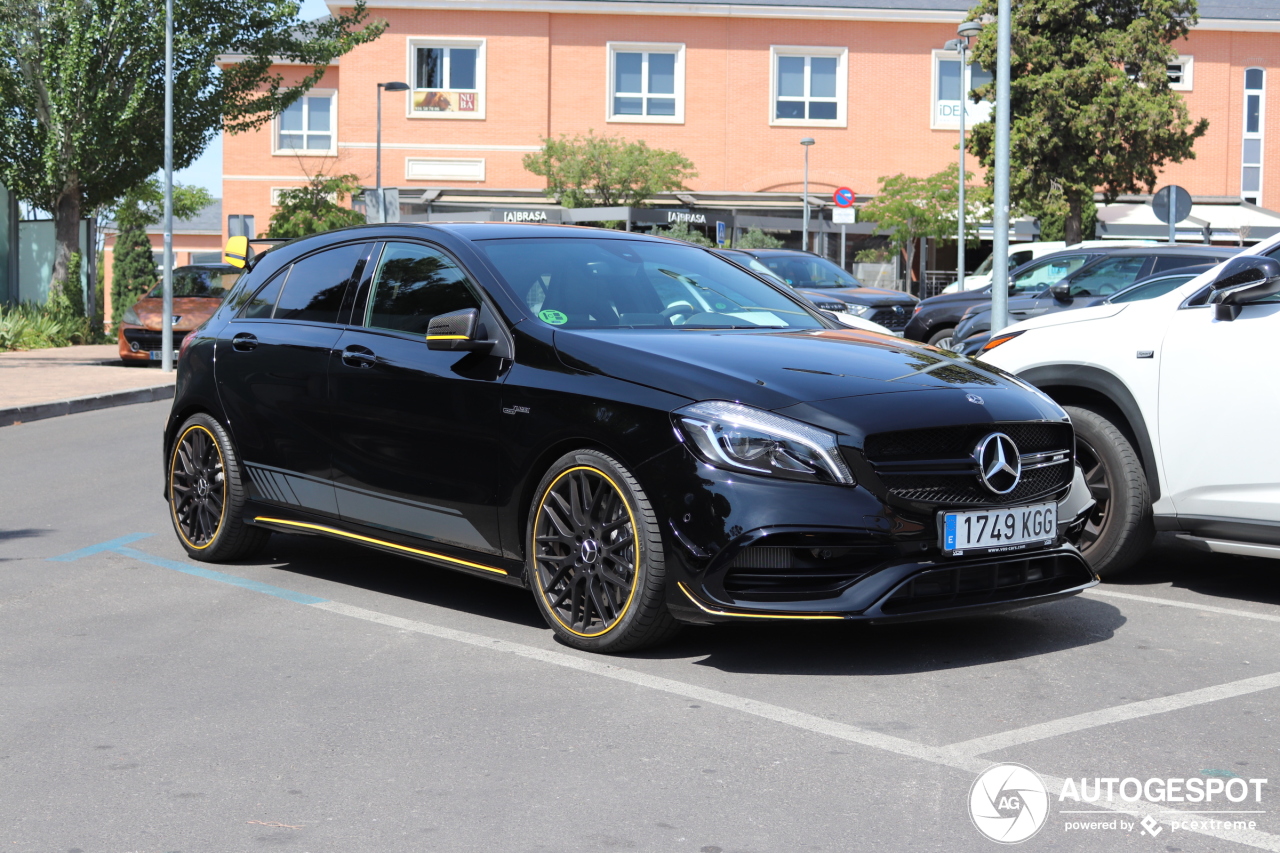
[{"x1": 539, "y1": 309, "x2": 568, "y2": 325}]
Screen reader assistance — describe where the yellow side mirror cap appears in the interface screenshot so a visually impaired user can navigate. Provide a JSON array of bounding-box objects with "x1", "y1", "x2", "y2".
[{"x1": 223, "y1": 235, "x2": 249, "y2": 268}]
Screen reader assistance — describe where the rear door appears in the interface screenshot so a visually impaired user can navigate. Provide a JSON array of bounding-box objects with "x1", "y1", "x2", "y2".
[
  {"x1": 327, "y1": 240, "x2": 510, "y2": 555},
  {"x1": 216, "y1": 241, "x2": 372, "y2": 518}
]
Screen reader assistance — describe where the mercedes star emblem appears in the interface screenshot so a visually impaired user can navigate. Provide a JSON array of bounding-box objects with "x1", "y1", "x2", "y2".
[
  {"x1": 974, "y1": 432, "x2": 1022, "y2": 494},
  {"x1": 966, "y1": 394, "x2": 985, "y2": 405}
]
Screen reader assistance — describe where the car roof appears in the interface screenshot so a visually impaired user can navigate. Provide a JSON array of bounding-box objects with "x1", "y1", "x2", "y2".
[
  {"x1": 397, "y1": 222, "x2": 675, "y2": 242},
  {"x1": 1066, "y1": 245, "x2": 1240, "y2": 258}
]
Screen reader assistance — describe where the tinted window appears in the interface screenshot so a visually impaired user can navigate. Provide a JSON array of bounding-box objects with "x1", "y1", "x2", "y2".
[
  {"x1": 1010, "y1": 253, "x2": 1093, "y2": 293},
  {"x1": 1110, "y1": 275, "x2": 1196, "y2": 303},
  {"x1": 273, "y1": 243, "x2": 367, "y2": 323},
  {"x1": 1151, "y1": 255, "x2": 1217, "y2": 275},
  {"x1": 758, "y1": 255, "x2": 859, "y2": 289},
  {"x1": 481, "y1": 238, "x2": 823, "y2": 330},
  {"x1": 236, "y1": 269, "x2": 286, "y2": 319},
  {"x1": 147, "y1": 268, "x2": 240, "y2": 299},
  {"x1": 1066, "y1": 256, "x2": 1148, "y2": 296},
  {"x1": 364, "y1": 242, "x2": 481, "y2": 335}
]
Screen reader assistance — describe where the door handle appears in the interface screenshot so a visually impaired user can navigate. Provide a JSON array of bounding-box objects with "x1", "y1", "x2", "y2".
[
  {"x1": 341, "y1": 346, "x2": 376, "y2": 368},
  {"x1": 232, "y1": 332, "x2": 258, "y2": 352}
]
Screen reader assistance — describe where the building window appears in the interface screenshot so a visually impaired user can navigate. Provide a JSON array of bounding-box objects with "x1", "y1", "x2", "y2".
[
  {"x1": 770, "y1": 46, "x2": 847, "y2": 127},
  {"x1": 1166, "y1": 56, "x2": 1194, "y2": 91},
  {"x1": 1242, "y1": 67, "x2": 1265, "y2": 205},
  {"x1": 607, "y1": 43, "x2": 684, "y2": 123},
  {"x1": 408, "y1": 39, "x2": 485, "y2": 119},
  {"x1": 931, "y1": 50, "x2": 993, "y2": 129},
  {"x1": 275, "y1": 92, "x2": 335, "y2": 154}
]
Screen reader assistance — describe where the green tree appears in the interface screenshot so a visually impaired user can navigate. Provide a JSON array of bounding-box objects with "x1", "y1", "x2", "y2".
[
  {"x1": 1036, "y1": 192, "x2": 1100, "y2": 242},
  {"x1": 858, "y1": 170, "x2": 984, "y2": 289},
  {"x1": 653, "y1": 221, "x2": 714, "y2": 246},
  {"x1": 0, "y1": 0, "x2": 385, "y2": 301},
  {"x1": 109, "y1": 179, "x2": 213, "y2": 330},
  {"x1": 267, "y1": 172, "x2": 366, "y2": 238},
  {"x1": 967, "y1": 0, "x2": 1207, "y2": 245},
  {"x1": 733, "y1": 228, "x2": 784, "y2": 250},
  {"x1": 523, "y1": 132, "x2": 698, "y2": 208}
]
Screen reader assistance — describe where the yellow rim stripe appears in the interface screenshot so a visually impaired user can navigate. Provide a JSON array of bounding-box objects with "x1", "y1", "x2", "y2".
[
  {"x1": 532, "y1": 466, "x2": 640, "y2": 639},
  {"x1": 170, "y1": 424, "x2": 227, "y2": 551},
  {"x1": 254, "y1": 517, "x2": 507, "y2": 575},
  {"x1": 425, "y1": 334, "x2": 469, "y2": 340},
  {"x1": 677, "y1": 582, "x2": 844, "y2": 621}
]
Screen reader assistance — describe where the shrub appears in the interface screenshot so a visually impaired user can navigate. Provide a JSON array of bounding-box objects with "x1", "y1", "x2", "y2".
[
  {"x1": 0, "y1": 302, "x2": 95, "y2": 351},
  {"x1": 652, "y1": 221, "x2": 715, "y2": 246},
  {"x1": 733, "y1": 228, "x2": 783, "y2": 249}
]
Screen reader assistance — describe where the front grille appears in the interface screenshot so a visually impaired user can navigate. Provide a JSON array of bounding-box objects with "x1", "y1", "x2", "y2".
[
  {"x1": 722, "y1": 544, "x2": 881, "y2": 602},
  {"x1": 123, "y1": 328, "x2": 189, "y2": 350},
  {"x1": 879, "y1": 553, "x2": 1089, "y2": 615},
  {"x1": 861, "y1": 422, "x2": 1074, "y2": 508},
  {"x1": 868, "y1": 307, "x2": 910, "y2": 331}
]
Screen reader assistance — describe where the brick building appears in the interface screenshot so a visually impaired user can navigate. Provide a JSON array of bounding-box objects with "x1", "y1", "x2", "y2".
[{"x1": 220, "y1": 0, "x2": 1280, "y2": 248}]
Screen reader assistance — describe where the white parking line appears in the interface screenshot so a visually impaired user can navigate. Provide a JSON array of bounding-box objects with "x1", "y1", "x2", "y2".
[
  {"x1": 1086, "y1": 588, "x2": 1280, "y2": 623},
  {"x1": 948, "y1": 670, "x2": 1280, "y2": 755},
  {"x1": 310, "y1": 600, "x2": 1280, "y2": 852}
]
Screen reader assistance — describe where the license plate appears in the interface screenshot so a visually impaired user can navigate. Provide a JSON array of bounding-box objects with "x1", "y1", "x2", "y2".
[
  {"x1": 939, "y1": 501, "x2": 1057, "y2": 556},
  {"x1": 149, "y1": 350, "x2": 163, "y2": 360}
]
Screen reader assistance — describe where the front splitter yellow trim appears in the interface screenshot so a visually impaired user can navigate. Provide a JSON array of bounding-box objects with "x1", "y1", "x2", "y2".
[
  {"x1": 254, "y1": 517, "x2": 507, "y2": 575},
  {"x1": 676, "y1": 582, "x2": 845, "y2": 621}
]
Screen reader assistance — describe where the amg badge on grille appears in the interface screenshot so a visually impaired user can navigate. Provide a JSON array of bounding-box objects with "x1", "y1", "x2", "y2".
[{"x1": 974, "y1": 432, "x2": 1021, "y2": 494}]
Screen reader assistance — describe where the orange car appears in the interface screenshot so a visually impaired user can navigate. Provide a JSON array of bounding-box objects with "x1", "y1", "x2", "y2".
[{"x1": 118, "y1": 265, "x2": 242, "y2": 363}]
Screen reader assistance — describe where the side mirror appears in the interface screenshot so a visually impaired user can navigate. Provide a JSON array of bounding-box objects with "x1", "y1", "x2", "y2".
[
  {"x1": 1050, "y1": 282, "x2": 1072, "y2": 301},
  {"x1": 426, "y1": 307, "x2": 496, "y2": 353},
  {"x1": 223, "y1": 235, "x2": 250, "y2": 269},
  {"x1": 1210, "y1": 255, "x2": 1280, "y2": 321}
]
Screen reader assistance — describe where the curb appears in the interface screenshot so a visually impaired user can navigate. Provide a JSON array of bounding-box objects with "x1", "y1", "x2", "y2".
[{"x1": 0, "y1": 384, "x2": 175, "y2": 428}]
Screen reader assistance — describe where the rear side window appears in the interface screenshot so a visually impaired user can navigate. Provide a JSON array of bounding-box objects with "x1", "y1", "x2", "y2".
[
  {"x1": 1151, "y1": 255, "x2": 1215, "y2": 275},
  {"x1": 1065, "y1": 256, "x2": 1148, "y2": 296},
  {"x1": 1010, "y1": 253, "x2": 1093, "y2": 293},
  {"x1": 364, "y1": 242, "x2": 481, "y2": 335},
  {"x1": 273, "y1": 243, "x2": 368, "y2": 323}
]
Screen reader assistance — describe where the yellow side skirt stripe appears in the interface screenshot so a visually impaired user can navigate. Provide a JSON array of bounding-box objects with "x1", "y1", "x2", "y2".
[
  {"x1": 676, "y1": 582, "x2": 844, "y2": 621},
  {"x1": 254, "y1": 517, "x2": 508, "y2": 575}
]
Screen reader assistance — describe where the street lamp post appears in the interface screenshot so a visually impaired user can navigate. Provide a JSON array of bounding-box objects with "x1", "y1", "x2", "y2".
[
  {"x1": 946, "y1": 21, "x2": 985, "y2": 295},
  {"x1": 991, "y1": 0, "x2": 1013, "y2": 333},
  {"x1": 375, "y1": 82, "x2": 410, "y2": 222},
  {"x1": 161, "y1": 0, "x2": 174, "y2": 372},
  {"x1": 801, "y1": 138, "x2": 815, "y2": 251}
]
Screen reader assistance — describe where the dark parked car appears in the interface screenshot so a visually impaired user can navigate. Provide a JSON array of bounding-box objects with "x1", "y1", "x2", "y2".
[
  {"x1": 717, "y1": 248, "x2": 918, "y2": 333},
  {"x1": 950, "y1": 253, "x2": 1239, "y2": 355},
  {"x1": 165, "y1": 223, "x2": 1096, "y2": 654},
  {"x1": 903, "y1": 245, "x2": 1236, "y2": 350}
]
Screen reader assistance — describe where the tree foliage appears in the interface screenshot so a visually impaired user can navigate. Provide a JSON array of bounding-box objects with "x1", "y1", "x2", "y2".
[
  {"x1": 109, "y1": 178, "x2": 213, "y2": 329},
  {"x1": 267, "y1": 172, "x2": 366, "y2": 238},
  {"x1": 0, "y1": 0, "x2": 385, "y2": 297},
  {"x1": 967, "y1": 0, "x2": 1207, "y2": 244},
  {"x1": 523, "y1": 132, "x2": 698, "y2": 208},
  {"x1": 858, "y1": 170, "x2": 985, "y2": 286},
  {"x1": 733, "y1": 228, "x2": 784, "y2": 249}
]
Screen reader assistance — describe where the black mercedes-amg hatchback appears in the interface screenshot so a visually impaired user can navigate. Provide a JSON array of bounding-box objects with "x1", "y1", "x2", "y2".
[{"x1": 164, "y1": 223, "x2": 1097, "y2": 652}]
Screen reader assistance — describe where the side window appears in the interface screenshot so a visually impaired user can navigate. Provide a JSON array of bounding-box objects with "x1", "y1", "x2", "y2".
[
  {"x1": 237, "y1": 269, "x2": 288, "y2": 319},
  {"x1": 1151, "y1": 255, "x2": 1208, "y2": 275},
  {"x1": 1011, "y1": 253, "x2": 1092, "y2": 292},
  {"x1": 1067, "y1": 256, "x2": 1148, "y2": 296},
  {"x1": 1008, "y1": 250, "x2": 1034, "y2": 269},
  {"x1": 274, "y1": 243, "x2": 369, "y2": 323},
  {"x1": 364, "y1": 242, "x2": 481, "y2": 335}
]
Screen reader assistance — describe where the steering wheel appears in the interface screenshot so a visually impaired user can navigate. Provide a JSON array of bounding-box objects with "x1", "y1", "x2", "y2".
[{"x1": 661, "y1": 301, "x2": 699, "y2": 322}]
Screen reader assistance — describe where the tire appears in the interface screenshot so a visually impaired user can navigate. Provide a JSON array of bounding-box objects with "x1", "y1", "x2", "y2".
[
  {"x1": 1065, "y1": 405, "x2": 1154, "y2": 577},
  {"x1": 526, "y1": 449, "x2": 680, "y2": 653},
  {"x1": 927, "y1": 327, "x2": 955, "y2": 350},
  {"x1": 167, "y1": 413, "x2": 270, "y2": 562}
]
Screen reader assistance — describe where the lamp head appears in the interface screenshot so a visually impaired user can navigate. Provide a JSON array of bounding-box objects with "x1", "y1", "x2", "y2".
[
  {"x1": 957, "y1": 20, "x2": 983, "y2": 38},
  {"x1": 800, "y1": 137, "x2": 816, "y2": 146},
  {"x1": 379, "y1": 81, "x2": 411, "y2": 92}
]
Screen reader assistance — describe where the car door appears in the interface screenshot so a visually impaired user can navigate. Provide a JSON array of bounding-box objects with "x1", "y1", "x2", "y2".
[
  {"x1": 1158, "y1": 269, "x2": 1280, "y2": 525},
  {"x1": 216, "y1": 241, "x2": 372, "y2": 518},
  {"x1": 327, "y1": 240, "x2": 510, "y2": 556}
]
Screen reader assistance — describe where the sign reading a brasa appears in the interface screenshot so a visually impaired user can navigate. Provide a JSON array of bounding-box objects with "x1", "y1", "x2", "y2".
[
  {"x1": 491, "y1": 209, "x2": 561, "y2": 223},
  {"x1": 631, "y1": 208, "x2": 710, "y2": 226}
]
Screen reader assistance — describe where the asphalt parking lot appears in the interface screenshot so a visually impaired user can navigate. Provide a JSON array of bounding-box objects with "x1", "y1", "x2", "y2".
[{"x1": 3, "y1": 401, "x2": 1279, "y2": 852}]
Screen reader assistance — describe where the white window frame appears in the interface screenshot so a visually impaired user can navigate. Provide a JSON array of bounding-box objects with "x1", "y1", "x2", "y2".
[
  {"x1": 769, "y1": 45, "x2": 847, "y2": 128},
  {"x1": 272, "y1": 89, "x2": 337, "y2": 156},
  {"x1": 1167, "y1": 55, "x2": 1194, "y2": 91},
  {"x1": 930, "y1": 50, "x2": 993, "y2": 130},
  {"x1": 405, "y1": 157, "x2": 486, "y2": 182},
  {"x1": 1242, "y1": 67, "x2": 1265, "y2": 206},
  {"x1": 606, "y1": 42, "x2": 685, "y2": 124},
  {"x1": 406, "y1": 37, "x2": 486, "y2": 121}
]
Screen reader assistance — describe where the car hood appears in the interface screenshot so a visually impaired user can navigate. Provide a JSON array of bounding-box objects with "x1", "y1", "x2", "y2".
[
  {"x1": 552, "y1": 327, "x2": 1030, "y2": 414},
  {"x1": 1001, "y1": 302, "x2": 1130, "y2": 334},
  {"x1": 130, "y1": 297, "x2": 222, "y2": 330},
  {"x1": 796, "y1": 286, "x2": 916, "y2": 306}
]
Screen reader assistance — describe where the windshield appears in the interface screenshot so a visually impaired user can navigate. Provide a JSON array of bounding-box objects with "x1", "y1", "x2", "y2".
[
  {"x1": 146, "y1": 268, "x2": 240, "y2": 299},
  {"x1": 755, "y1": 254, "x2": 860, "y2": 289},
  {"x1": 480, "y1": 238, "x2": 825, "y2": 330},
  {"x1": 1008, "y1": 253, "x2": 1094, "y2": 294}
]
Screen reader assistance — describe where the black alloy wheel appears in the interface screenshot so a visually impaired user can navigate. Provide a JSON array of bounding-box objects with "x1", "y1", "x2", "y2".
[
  {"x1": 528, "y1": 450, "x2": 679, "y2": 652},
  {"x1": 1063, "y1": 405, "x2": 1154, "y2": 577},
  {"x1": 168, "y1": 413, "x2": 269, "y2": 562}
]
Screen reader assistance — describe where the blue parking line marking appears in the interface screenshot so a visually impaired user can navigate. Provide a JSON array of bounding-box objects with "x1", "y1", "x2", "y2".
[
  {"x1": 111, "y1": 546, "x2": 329, "y2": 605},
  {"x1": 47, "y1": 533, "x2": 155, "y2": 561}
]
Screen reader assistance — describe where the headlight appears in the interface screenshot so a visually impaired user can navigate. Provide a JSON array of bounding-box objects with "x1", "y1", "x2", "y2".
[
  {"x1": 845, "y1": 303, "x2": 871, "y2": 316},
  {"x1": 673, "y1": 401, "x2": 855, "y2": 485},
  {"x1": 122, "y1": 305, "x2": 141, "y2": 325},
  {"x1": 980, "y1": 330, "x2": 1025, "y2": 352}
]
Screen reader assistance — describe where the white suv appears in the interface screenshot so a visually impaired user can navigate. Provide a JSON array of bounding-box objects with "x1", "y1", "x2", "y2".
[{"x1": 979, "y1": 235, "x2": 1280, "y2": 576}]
